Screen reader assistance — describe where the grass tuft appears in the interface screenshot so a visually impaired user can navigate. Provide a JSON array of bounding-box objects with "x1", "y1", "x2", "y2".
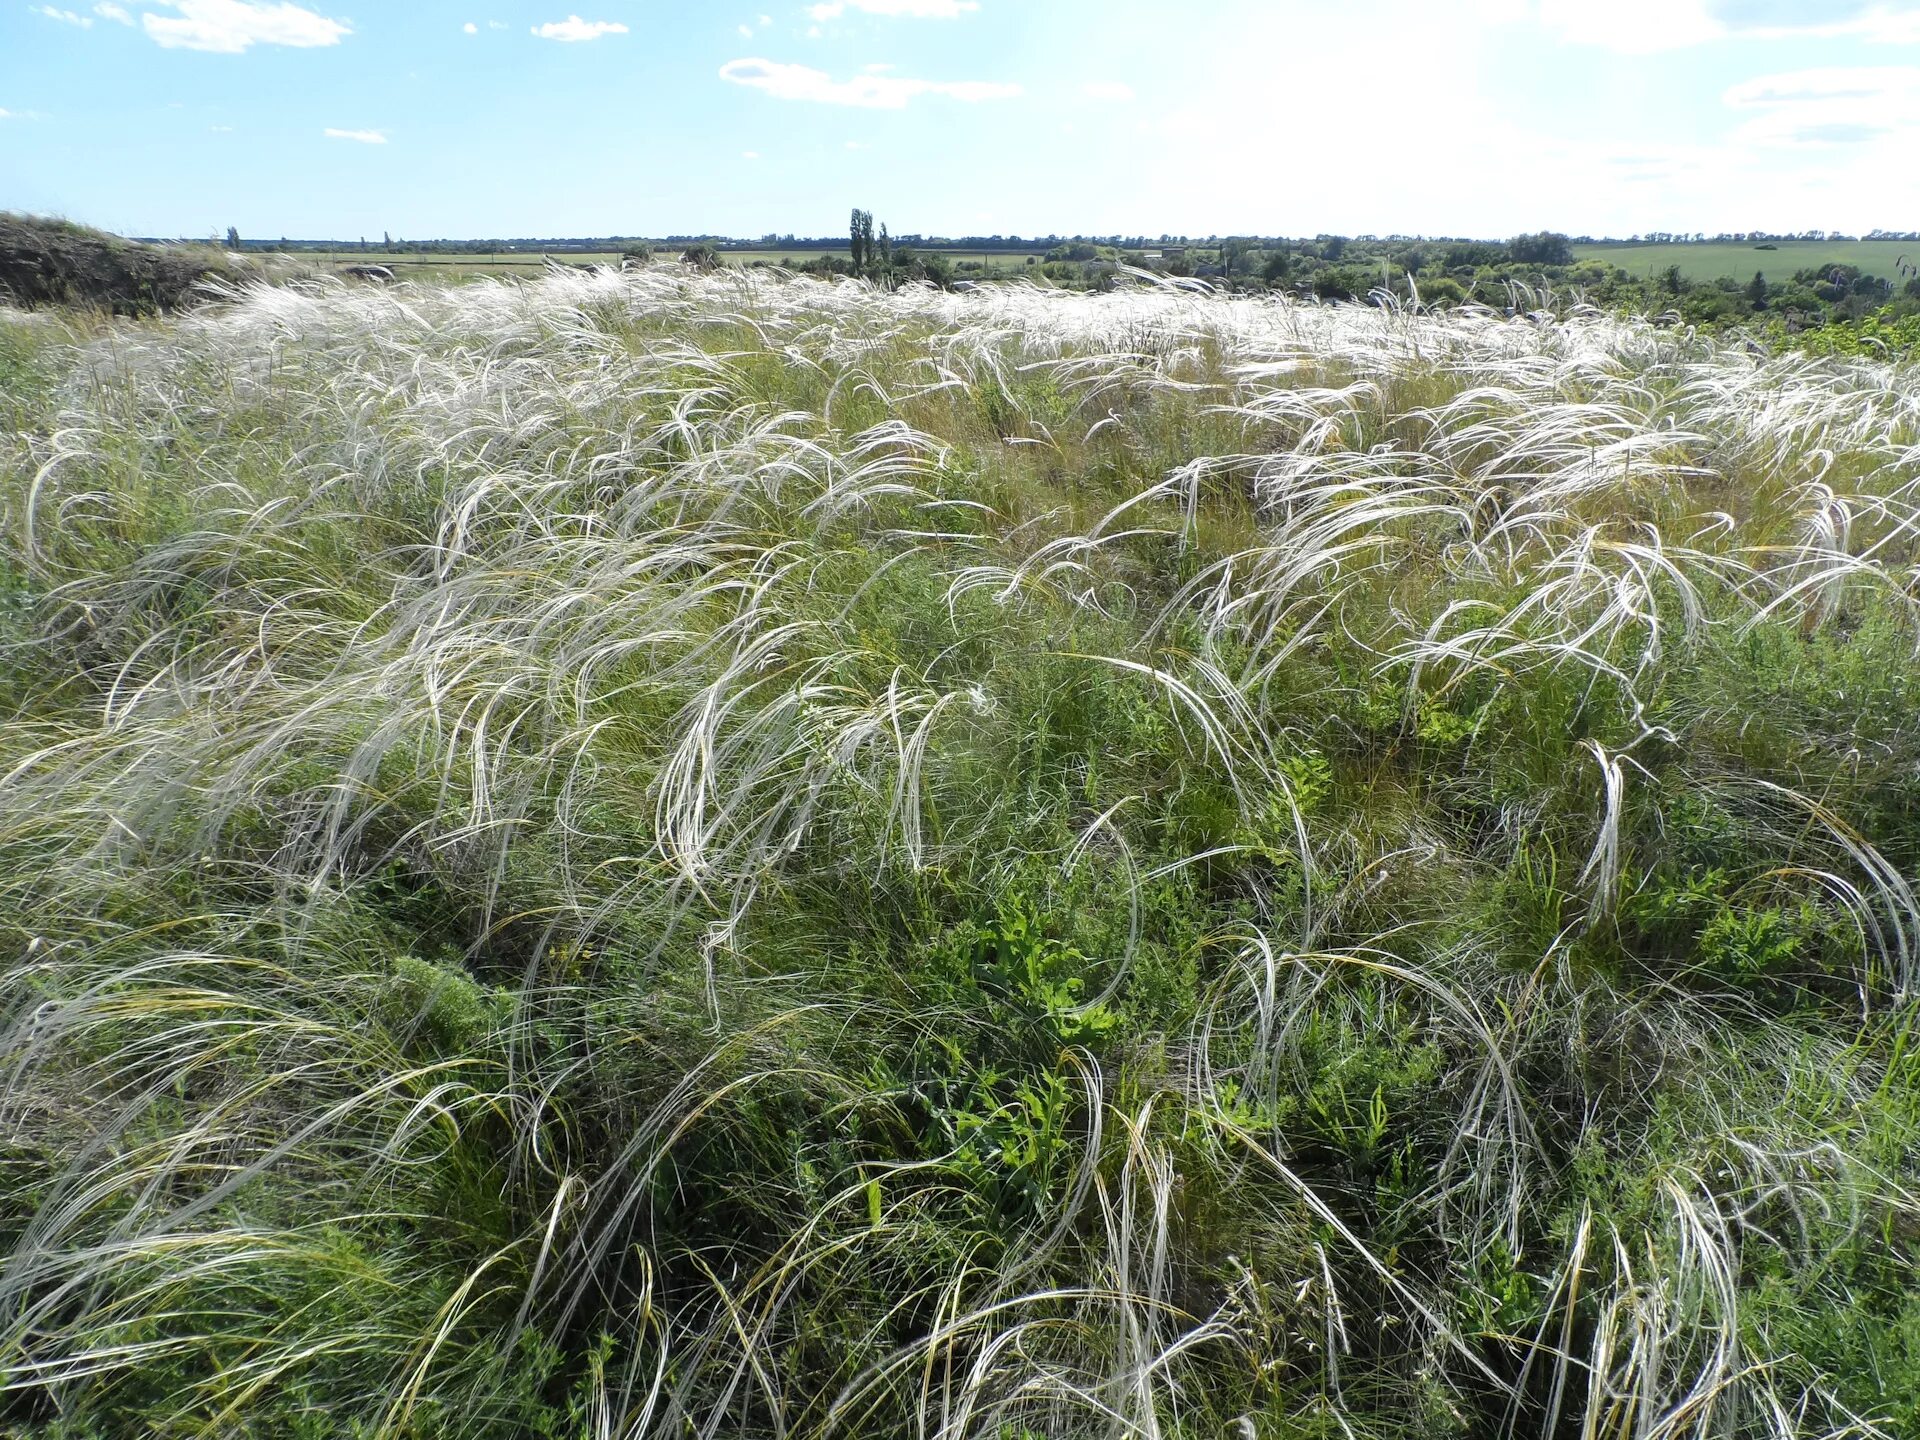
[{"x1": 4, "y1": 267, "x2": 1920, "y2": 1436}]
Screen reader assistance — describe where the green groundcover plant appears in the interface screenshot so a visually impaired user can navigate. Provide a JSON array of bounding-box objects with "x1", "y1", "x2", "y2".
[{"x1": 3, "y1": 267, "x2": 1920, "y2": 1437}]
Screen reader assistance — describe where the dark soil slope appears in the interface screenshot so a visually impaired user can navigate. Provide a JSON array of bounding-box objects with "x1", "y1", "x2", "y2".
[{"x1": 0, "y1": 214, "x2": 228, "y2": 315}]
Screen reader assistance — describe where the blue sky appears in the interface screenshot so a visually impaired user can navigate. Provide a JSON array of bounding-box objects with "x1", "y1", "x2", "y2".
[{"x1": 5, "y1": 0, "x2": 1920, "y2": 240}]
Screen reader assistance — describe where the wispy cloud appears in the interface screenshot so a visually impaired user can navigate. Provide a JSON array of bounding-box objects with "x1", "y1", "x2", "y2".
[
  {"x1": 324, "y1": 126, "x2": 387, "y2": 143},
  {"x1": 142, "y1": 1, "x2": 351, "y2": 53},
  {"x1": 1536, "y1": 0, "x2": 1920, "y2": 51},
  {"x1": 35, "y1": 6, "x2": 93, "y2": 27},
  {"x1": 93, "y1": 2, "x2": 133, "y2": 23},
  {"x1": 209, "y1": 122, "x2": 235, "y2": 130},
  {"x1": 463, "y1": 21, "x2": 478, "y2": 33},
  {"x1": 720, "y1": 56, "x2": 1018, "y2": 107},
  {"x1": 1081, "y1": 80, "x2": 1134, "y2": 101},
  {"x1": 807, "y1": 0, "x2": 977, "y2": 18},
  {"x1": 1713, "y1": 0, "x2": 1920, "y2": 40},
  {"x1": 742, "y1": 149, "x2": 761, "y2": 159},
  {"x1": 1725, "y1": 65, "x2": 1920, "y2": 147},
  {"x1": 531, "y1": 15, "x2": 628, "y2": 40},
  {"x1": 1727, "y1": 65, "x2": 1920, "y2": 105}
]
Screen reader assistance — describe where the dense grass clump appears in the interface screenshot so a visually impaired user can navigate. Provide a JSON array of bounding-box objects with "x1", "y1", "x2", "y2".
[{"x1": 5, "y1": 269, "x2": 1920, "y2": 1437}]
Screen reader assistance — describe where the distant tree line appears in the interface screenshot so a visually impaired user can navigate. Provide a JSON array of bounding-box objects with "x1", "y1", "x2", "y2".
[
  {"x1": 197, "y1": 226, "x2": 1920, "y2": 259},
  {"x1": 627, "y1": 227, "x2": 1920, "y2": 326}
]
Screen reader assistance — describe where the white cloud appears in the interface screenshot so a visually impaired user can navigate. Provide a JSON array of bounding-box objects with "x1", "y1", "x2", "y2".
[
  {"x1": 36, "y1": 7, "x2": 93, "y2": 27},
  {"x1": 1534, "y1": 0, "x2": 1920, "y2": 51},
  {"x1": 844, "y1": 138, "x2": 871, "y2": 148},
  {"x1": 808, "y1": 0, "x2": 977, "y2": 18},
  {"x1": 531, "y1": 15, "x2": 627, "y2": 40},
  {"x1": 93, "y1": 2, "x2": 133, "y2": 23},
  {"x1": 464, "y1": 20, "x2": 478, "y2": 32},
  {"x1": 1724, "y1": 65, "x2": 1920, "y2": 147},
  {"x1": 758, "y1": 11, "x2": 771, "y2": 22},
  {"x1": 1792, "y1": 9, "x2": 1920, "y2": 41},
  {"x1": 1534, "y1": 0, "x2": 1720, "y2": 51},
  {"x1": 1726, "y1": 66, "x2": 1920, "y2": 106},
  {"x1": 488, "y1": 18, "x2": 508, "y2": 27},
  {"x1": 1720, "y1": 1, "x2": 1920, "y2": 42},
  {"x1": 142, "y1": 1, "x2": 351, "y2": 53},
  {"x1": 324, "y1": 126, "x2": 386, "y2": 143},
  {"x1": 1081, "y1": 80, "x2": 1135, "y2": 102},
  {"x1": 738, "y1": 22, "x2": 753, "y2": 37},
  {"x1": 209, "y1": 122, "x2": 234, "y2": 130},
  {"x1": 742, "y1": 149, "x2": 761, "y2": 159},
  {"x1": 720, "y1": 56, "x2": 1018, "y2": 107}
]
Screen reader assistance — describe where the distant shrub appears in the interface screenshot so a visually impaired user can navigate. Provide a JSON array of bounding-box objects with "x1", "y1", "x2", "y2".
[
  {"x1": 1311, "y1": 264, "x2": 1377, "y2": 301},
  {"x1": 797, "y1": 253, "x2": 854, "y2": 278},
  {"x1": 1508, "y1": 230, "x2": 1575, "y2": 265},
  {"x1": 1414, "y1": 275, "x2": 1467, "y2": 307}
]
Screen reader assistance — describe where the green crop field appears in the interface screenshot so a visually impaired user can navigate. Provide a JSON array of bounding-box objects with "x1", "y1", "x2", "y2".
[
  {"x1": 8, "y1": 268, "x2": 1920, "y2": 1438},
  {"x1": 301, "y1": 250, "x2": 626, "y2": 273},
  {"x1": 1575, "y1": 239, "x2": 1920, "y2": 284}
]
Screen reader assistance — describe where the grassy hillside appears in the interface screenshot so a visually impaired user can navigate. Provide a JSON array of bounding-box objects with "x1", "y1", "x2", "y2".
[
  {"x1": 1575, "y1": 238, "x2": 1920, "y2": 285},
  {"x1": 0, "y1": 214, "x2": 234, "y2": 316},
  {"x1": 4, "y1": 271, "x2": 1920, "y2": 1438}
]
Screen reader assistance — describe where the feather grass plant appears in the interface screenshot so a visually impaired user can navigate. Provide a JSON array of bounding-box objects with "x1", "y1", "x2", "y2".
[{"x1": 4, "y1": 267, "x2": 1920, "y2": 1437}]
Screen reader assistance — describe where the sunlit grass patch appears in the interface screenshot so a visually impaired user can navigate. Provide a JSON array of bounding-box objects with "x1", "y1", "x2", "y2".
[{"x1": 4, "y1": 267, "x2": 1920, "y2": 1437}]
